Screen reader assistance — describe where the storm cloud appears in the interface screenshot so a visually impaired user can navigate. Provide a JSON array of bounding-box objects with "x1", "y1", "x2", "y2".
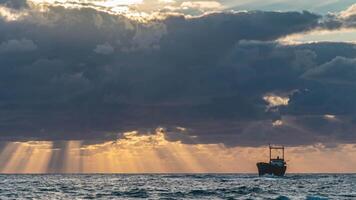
[{"x1": 1, "y1": 1, "x2": 356, "y2": 146}]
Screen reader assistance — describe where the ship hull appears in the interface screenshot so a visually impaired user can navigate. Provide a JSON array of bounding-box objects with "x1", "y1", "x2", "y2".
[{"x1": 257, "y1": 162, "x2": 286, "y2": 176}]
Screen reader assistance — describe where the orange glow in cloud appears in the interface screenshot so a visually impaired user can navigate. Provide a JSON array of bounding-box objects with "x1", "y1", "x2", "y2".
[{"x1": 1, "y1": 131, "x2": 356, "y2": 173}]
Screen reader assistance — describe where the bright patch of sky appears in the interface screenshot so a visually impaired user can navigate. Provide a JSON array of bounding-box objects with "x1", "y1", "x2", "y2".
[
  {"x1": 27, "y1": 0, "x2": 356, "y2": 14},
  {"x1": 279, "y1": 29, "x2": 356, "y2": 44},
  {"x1": 224, "y1": 0, "x2": 356, "y2": 14}
]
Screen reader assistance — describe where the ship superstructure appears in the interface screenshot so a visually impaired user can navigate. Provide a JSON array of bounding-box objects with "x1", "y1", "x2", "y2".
[{"x1": 257, "y1": 145, "x2": 287, "y2": 176}]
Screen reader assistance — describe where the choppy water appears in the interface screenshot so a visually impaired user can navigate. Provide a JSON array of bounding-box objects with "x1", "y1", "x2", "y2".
[{"x1": 0, "y1": 174, "x2": 355, "y2": 199}]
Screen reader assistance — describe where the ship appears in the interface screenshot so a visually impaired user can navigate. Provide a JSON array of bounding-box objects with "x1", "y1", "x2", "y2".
[{"x1": 257, "y1": 145, "x2": 287, "y2": 176}]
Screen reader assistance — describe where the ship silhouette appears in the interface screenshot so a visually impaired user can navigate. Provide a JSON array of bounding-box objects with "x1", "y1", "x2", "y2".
[{"x1": 257, "y1": 145, "x2": 286, "y2": 176}]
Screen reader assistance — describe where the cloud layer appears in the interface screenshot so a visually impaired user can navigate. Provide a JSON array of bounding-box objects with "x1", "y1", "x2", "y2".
[{"x1": 0, "y1": 2, "x2": 356, "y2": 146}]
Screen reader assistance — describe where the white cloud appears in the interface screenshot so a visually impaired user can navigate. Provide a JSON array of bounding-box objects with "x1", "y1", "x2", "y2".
[
  {"x1": 272, "y1": 120, "x2": 283, "y2": 127},
  {"x1": 324, "y1": 114, "x2": 336, "y2": 120},
  {"x1": 0, "y1": 6, "x2": 28, "y2": 21},
  {"x1": 339, "y1": 4, "x2": 356, "y2": 19},
  {"x1": 263, "y1": 94, "x2": 289, "y2": 108},
  {"x1": 0, "y1": 38, "x2": 37, "y2": 53}
]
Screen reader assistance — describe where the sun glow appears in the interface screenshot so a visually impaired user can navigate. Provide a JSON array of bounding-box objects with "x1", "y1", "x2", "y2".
[
  {"x1": 25, "y1": 0, "x2": 184, "y2": 23},
  {"x1": 0, "y1": 131, "x2": 252, "y2": 173},
  {"x1": 26, "y1": 0, "x2": 151, "y2": 21},
  {"x1": 0, "y1": 141, "x2": 53, "y2": 173},
  {"x1": 23, "y1": 0, "x2": 225, "y2": 22},
  {"x1": 1, "y1": 131, "x2": 356, "y2": 173}
]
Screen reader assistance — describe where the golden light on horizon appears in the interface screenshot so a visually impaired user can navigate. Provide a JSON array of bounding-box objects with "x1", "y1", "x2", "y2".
[
  {"x1": 1, "y1": 131, "x2": 356, "y2": 173},
  {"x1": 0, "y1": 141, "x2": 53, "y2": 173}
]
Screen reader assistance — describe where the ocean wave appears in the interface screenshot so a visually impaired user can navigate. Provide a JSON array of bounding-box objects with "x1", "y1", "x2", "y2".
[{"x1": 0, "y1": 174, "x2": 354, "y2": 199}]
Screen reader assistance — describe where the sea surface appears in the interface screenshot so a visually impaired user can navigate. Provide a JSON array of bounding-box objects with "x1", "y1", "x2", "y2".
[{"x1": 0, "y1": 174, "x2": 355, "y2": 199}]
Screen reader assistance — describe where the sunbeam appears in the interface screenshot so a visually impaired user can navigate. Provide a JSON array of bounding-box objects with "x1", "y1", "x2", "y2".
[
  {"x1": 1, "y1": 131, "x2": 356, "y2": 173},
  {"x1": 0, "y1": 141, "x2": 53, "y2": 173}
]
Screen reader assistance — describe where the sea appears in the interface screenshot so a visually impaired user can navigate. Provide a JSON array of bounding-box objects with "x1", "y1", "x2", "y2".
[{"x1": 0, "y1": 174, "x2": 355, "y2": 199}]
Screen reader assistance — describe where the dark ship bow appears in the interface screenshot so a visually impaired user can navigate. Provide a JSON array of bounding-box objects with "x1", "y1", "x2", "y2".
[
  {"x1": 257, "y1": 162, "x2": 286, "y2": 176},
  {"x1": 257, "y1": 145, "x2": 287, "y2": 176}
]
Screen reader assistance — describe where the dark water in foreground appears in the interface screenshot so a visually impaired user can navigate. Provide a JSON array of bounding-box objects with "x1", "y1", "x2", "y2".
[{"x1": 0, "y1": 174, "x2": 355, "y2": 199}]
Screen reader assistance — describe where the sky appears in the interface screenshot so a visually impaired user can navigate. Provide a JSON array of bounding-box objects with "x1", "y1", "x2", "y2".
[{"x1": 1, "y1": 0, "x2": 356, "y2": 173}]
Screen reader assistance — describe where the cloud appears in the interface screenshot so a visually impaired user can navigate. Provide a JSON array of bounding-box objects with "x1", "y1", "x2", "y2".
[
  {"x1": 319, "y1": 4, "x2": 356, "y2": 29},
  {"x1": 180, "y1": 1, "x2": 222, "y2": 10},
  {"x1": 0, "y1": 38, "x2": 37, "y2": 53},
  {"x1": 303, "y1": 56, "x2": 356, "y2": 83},
  {"x1": 0, "y1": 5, "x2": 28, "y2": 21},
  {"x1": 278, "y1": 28, "x2": 356, "y2": 44},
  {"x1": 1, "y1": 3, "x2": 356, "y2": 147},
  {"x1": 94, "y1": 43, "x2": 114, "y2": 55},
  {"x1": 0, "y1": 0, "x2": 28, "y2": 9},
  {"x1": 263, "y1": 94, "x2": 289, "y2": 108},
  {"x1": 339, "y1": 3, "x2": 356, "y2": 19},
  {"x1": 23, "y1": 0, "x2": 223, "y2": 18},
  {"x1": 228, "y1": 0, "x2": 356, "y2": 16}
]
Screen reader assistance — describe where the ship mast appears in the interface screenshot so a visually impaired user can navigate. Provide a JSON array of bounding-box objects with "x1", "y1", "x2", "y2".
[{"x1": 269, "y1": 145, "x2": 285, "y2": 161}]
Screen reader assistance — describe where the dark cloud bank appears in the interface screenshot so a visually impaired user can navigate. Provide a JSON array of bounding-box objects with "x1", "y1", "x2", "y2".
[{"x1": 1, "y1": 1, "x2": 356, "y2": 146}]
